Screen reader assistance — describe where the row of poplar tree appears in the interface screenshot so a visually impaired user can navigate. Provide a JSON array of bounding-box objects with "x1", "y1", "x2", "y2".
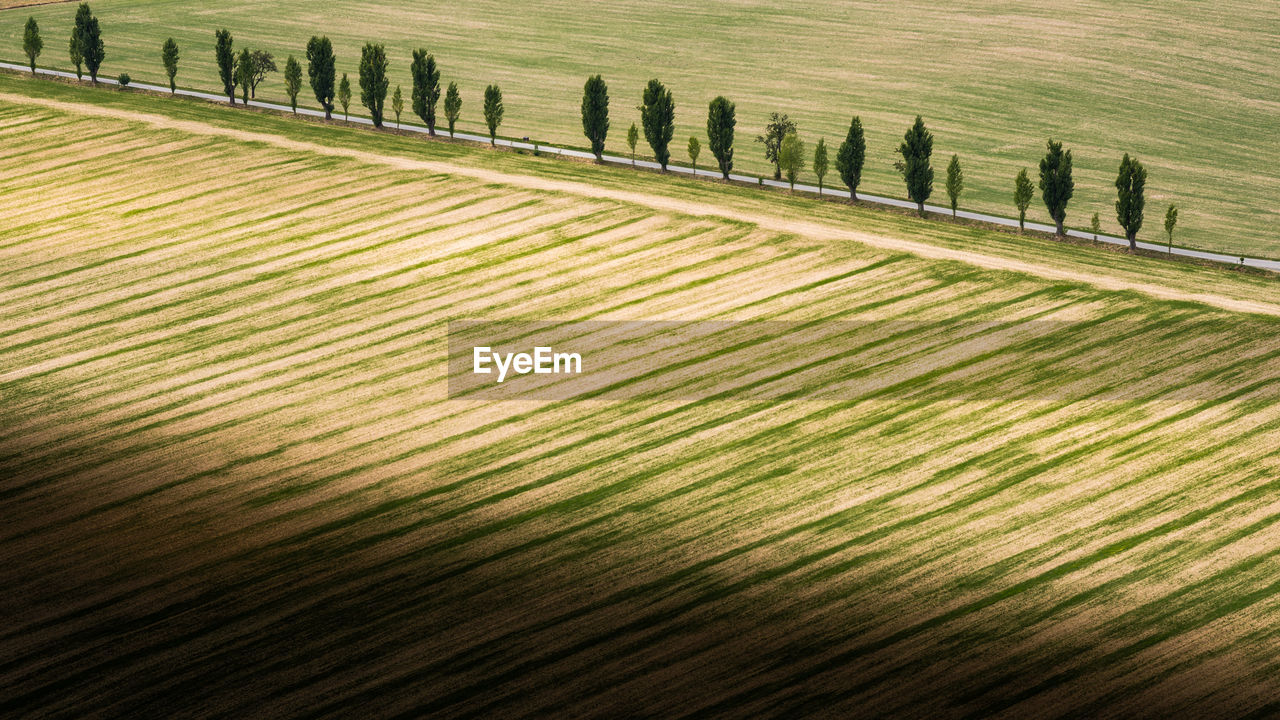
[
  {"x1": 20, "y1": 4, "x2": 1179, "y2": 250},
  {"x1": 592, "y1": 83, "x2": 1174, "y2": 250}
]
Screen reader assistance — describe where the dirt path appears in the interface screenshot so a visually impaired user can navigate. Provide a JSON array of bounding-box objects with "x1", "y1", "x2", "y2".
[
  {"x1": 0, "y1": 0, "x2": 72, "y2": 10},
  {"x1": 7, "y1": 91, "x2": 1280, "y2": 318}
]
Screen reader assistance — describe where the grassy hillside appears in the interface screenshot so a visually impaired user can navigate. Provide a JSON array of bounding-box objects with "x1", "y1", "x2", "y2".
[
  {"x1": 1, "y1": 0, "x2": 1278, "y2": 258},
  {"x1": 3, "y1": 75, "x2": 1280, "y2": 717}
]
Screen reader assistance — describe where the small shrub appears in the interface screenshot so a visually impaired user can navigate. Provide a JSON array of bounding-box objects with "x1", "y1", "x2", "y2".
[{"x1": 117, "y1": 73, "x2": 131, "y2": 88}]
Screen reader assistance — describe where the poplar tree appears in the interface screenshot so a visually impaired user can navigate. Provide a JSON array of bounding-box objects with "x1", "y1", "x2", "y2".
[
  {"x1": 75, "y1": 4, "x2": 104, "y2": 84},
  {"x1": 778, "y1": 132, "x2": 805, "y2": 190},
  {"x1": 410, "y1": 49, "x2": 441, "y2": 134},
  {"x1": 359, "y1": 42, "x2": 389, "y2": 128},
  {"x1": 483, "y1": 84, "x2": 503, "y2": 144},
  {"x1": 161, "y1": 37, "x2": 179, "y2": 92},
  {"x1": 1164, "y1": 204, "x2": 1178, "y2": 251},
  {"x1": 444, "y1": 82, "x2": 461, "y2": 137},
  {"x1": 214, "y1": 29, "x2": 235, "y2": 104},
  {"x1": 391, "y1": 85, "x2": 403, "y2": 128},
  {"x1": 1039, "y1": 139, "x2": 1074, "y2": 235},
  {"x1": 1014, "y1": 168, "x2": 1034, "y2": 232},
  {"x1": 706, "y1": 96, "x2": 735, "y2": 179},
  {"x1": 896, "y1": 115, "x2": 933, "y2": 215},
  {"x1": 812, "y1": 138, "x2": 828, "y2": 193},
  {"x1": 687, "y1": 136, "x2": 701, "y2": 171},
  {"x1": 640, "y1": 79, "x2": 675, "y2": 170},
  {"x1": 835, "y1": 116, "x2": 865, "y2": 201},
  {"x1": 581, "y1": 74, "x2": 610, "y2": 161},
  {"x1": 23, "y1": 17, "x2": 42, "y2": 73},
  {"x1": 306, "y1": 36, "x2": 336, "y2": 120},
  {"x1": 338, "y1": 73, "x2": 351, "y2": 121},
  {"x1": 283, "y1": 55, "x2": 302, "y2": 112},
  {"x1": 235, "y1": 47, "x2": 252, "y2": 104},
  {"x1": 1114, "y1": 153, "x2": 1147, "y2": 250},
  {"x1": 626, "y1": 122, "x2": 638, "y2": 164},
  {"x1": 945, "y1": 154, "x2": 963, "y2": 216},
  {"x1": 69, "y1": 18, "x2": 83, "y2": 79}
]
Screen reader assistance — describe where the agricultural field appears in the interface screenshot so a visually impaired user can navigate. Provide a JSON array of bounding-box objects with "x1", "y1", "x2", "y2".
[
  {"x1": 3, "y1": 74, "x2": 1280, "y2": 717},
  {"x1": 2, "y1": 0, "x2": 1279, "y2": 257}
]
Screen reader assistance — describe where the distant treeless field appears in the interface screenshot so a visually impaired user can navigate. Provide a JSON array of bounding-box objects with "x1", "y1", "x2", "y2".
[{"x1": 2, "y1": 1, "x2": 1277, "y2": 255}]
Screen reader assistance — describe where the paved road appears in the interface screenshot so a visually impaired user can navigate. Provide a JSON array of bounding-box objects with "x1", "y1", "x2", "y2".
[{"x1": 5, "y1": 61, "x2": 1278, "y2": 273}]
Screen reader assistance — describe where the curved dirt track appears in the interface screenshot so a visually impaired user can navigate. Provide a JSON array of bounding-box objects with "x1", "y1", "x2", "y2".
[{"x1": 7, "y1": 91, "x2": 1279, "y2": 318}]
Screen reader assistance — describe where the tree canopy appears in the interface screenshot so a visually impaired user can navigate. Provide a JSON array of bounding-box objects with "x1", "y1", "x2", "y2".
[
  {"x1": 161, "y1": 37, "x2": 179, "y2": 92},
  {"x1": 337, "y1": 72, "x2": 351, "y2": 120},
  {"x1": 757, "y1": 112, "x2": 796, "y2": 180},
  {"x1": 835, "y1": 116, "x2": 866, "y2": 201},
  {"x1": 73, "y1": 4, "x2": 104, "y2": 84},
  {"x1": 214, "y1": 29, "x2": 235, "y2": 103},
  {"x1": 483, "y1": 84, "x2": 504, "y2": 144},
  {"x1": 1014, "y1": 168, "x2": 1034, "y2": 232},
  {"x1": 359, "y1": 42, "x2": 390, "y2": 127},
  {"x1": 945, "y1": 154, "x2": 964, "y2": 216},
  {"x1": 305, "y1": 35, "x2": 335, "y2": 119},
  {"x1": 812, "y1": 138, "x2": 828, "y2": 192},
  {"x1": 23, "y1": 17, "x2": 42, "y2": 73},
  {"x1": 640, "y1": 79, "x2": 675, "y2": 170},
  {"x1": 896, "y1": 115, "x2": 934, "y2": 214},
  {"x1": 391, "y1": 85, "x2": 404, "y2": 127},
  {"x1": 1114, "y1": 153, "x2": 1147, "y2": 249},
  {"x1": 706, "y1": 96, "x2": 735, "y2": 180},
  {"x1": 444, "y1": 82, "x2": 461, "y2": 137},
  {"x1": 1039, "y1": 139, "x2": 1074, "y2": 235},
  {"x1": 626, "y1": 122, "x2": 639, "y2": 164},
  {"x1": 410, "y1": 49, "x2": 441, "y2": 134},
  {"x1": 247, "y1": 49, "x2": 276, "y2": 99},
  {"x1": 234, "y1": 47, "x2": 253, "y2": 104},
  {"x1": 283, "y1": 55, "x2": 302, "y2": 112},
  {"x1": 778, "y1": 132, "x2": 805, "y2": 190},
  {"x1": 581, "y1": 75, "x2": 610, "y2": 161}
]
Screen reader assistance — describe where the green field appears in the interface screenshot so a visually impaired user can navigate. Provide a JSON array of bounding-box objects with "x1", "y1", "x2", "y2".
[
  {"x1": 3, "y1": 74, "x2": 1280, "y2": 716},
  {"x1": 2, "y1": 0, "x2": 1279, "y2": 258}
]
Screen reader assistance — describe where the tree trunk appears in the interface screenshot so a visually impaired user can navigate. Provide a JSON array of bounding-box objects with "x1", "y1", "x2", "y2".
[
  {"x1": 773, "y1": 166, "x2": 781, "y2": 181},
  {"x1": 850, "y1": 190, "x2": 857, "y2": 203},
  {"x1": 1054, "y1": 217, "x2": 1064, "y2": 236},
  {"x1": 324, "y1": 105, "x2": 331, "y2": 121},
  {"x1": 1127, "y1": 232, "x2": 1137, "y2": 251},
  {"x1": 917, "y1": 200, "x2": 925, "y2": 216}
]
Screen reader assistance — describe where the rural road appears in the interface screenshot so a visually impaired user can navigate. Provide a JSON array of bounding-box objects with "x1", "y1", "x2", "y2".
[{"x1": 5, "y1": 61, "x2": 1279, "y2": 273}]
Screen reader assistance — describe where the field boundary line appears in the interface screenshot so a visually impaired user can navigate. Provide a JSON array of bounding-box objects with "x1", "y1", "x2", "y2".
[{"x1": 5, "y1": 89, "x2": 1280, "y2": 318}]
